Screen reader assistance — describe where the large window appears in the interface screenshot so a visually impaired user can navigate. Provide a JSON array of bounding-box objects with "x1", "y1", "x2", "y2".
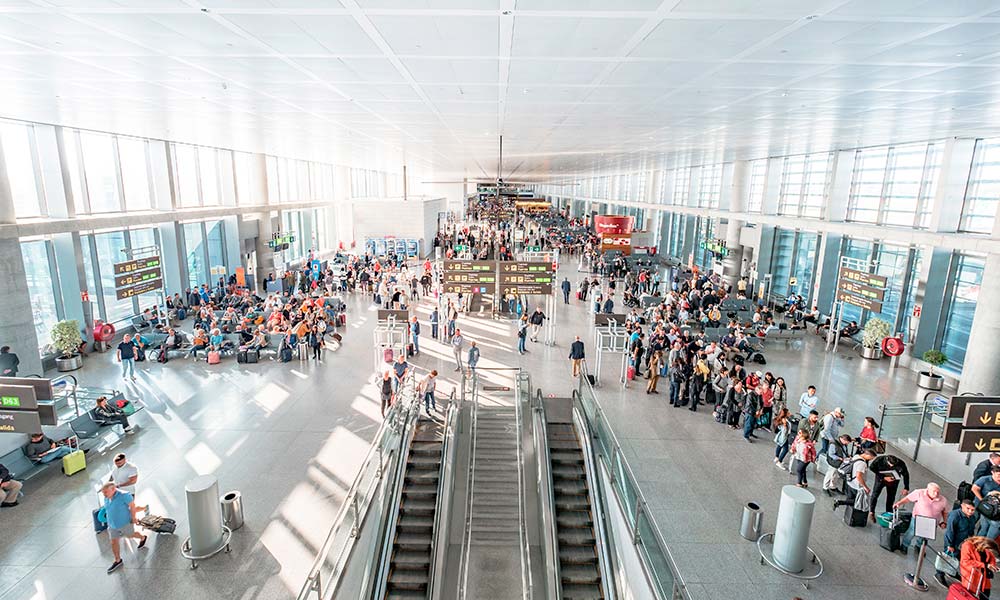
[
  {"x1": 770, "y1": 229, "x2": 796, "y2": 295},
  {"x1": 868, "y1": 242, "x2": 913, "y2": 330},
  {"x1": 282, "y1": 210, "x2": 306, "y2": 260},
  {"x1": 20, "y1": 240, "x2": 62, "y2": 353},
  {"x1": 940, "y1": 253, "x2": 985, "y2": 369},
  {"x1": 80, "y1": 132, "x2": 121, "y2": 213},
  {"x1": 847, "y1": 142, "x2": 941, "y2": 227},
  {"x1": 234, "y1": 152, "x2": 255, "y2": 205},
  {"x1": 697, "y1": 164, "x2": 723, "y2": 209},
  {"x1": 791, "y1": 232, "x2": 819, "y2": 300},
  {"x1": 183, "y1": 222, "x2": 207, "y2": 288},
  {"x1": 199, "y1": 148, "x2": 220, "y2": 206},
  {"x1": 129, "y1": 228, "x2": 160, "y2": 309},
  {"x1": 961, "y1": 139, "x2": 1000, "y2": 234},
  {"x1": 746, "y1": 159, "x2": 767, "y2": 213},
  {"x1": 174, "y1": 144, "x2": 200, "y2": 208},
  {"x1": 672, "y1": 167, "x2": 691, "y2": 205},
  {"x1": 1, "y1": 120, "x2": 44, "y2": 218},
  {"x1": 118, "y1": 137, "x2": 151, "y2": 212},
  {"x1": 206, "y1": 220, "x2": 227, "y2": 282},
  {"x1": 779, "y1": 153, "x2": 831, "y2": 218},
  {"x1": 93, "y1": 231, "x2": 133, "y2": 323}
]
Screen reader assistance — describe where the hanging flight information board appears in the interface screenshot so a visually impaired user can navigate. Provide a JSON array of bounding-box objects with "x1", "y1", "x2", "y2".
[
  {"x1": 113, "y1": 254, "x2": 163, "y2": 300},
  {"x1": 443, "y1": 260, "x2": 496, "y2": 294},
  {"x1": 837, "y1": 267, "x2": 887, "y2": 313},
  {"x1": 499, "y1": 261, "x2": 554, "y2": 295}
]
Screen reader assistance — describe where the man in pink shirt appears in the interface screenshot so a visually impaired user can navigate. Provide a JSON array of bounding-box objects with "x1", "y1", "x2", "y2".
[{"x1": 894, "y1": 482, "x2": 949, "y2": 551}]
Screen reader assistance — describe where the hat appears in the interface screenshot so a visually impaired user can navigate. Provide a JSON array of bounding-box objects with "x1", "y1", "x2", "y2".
[
  {"x1": 755, "y1": 371, "x2": 763, "y2": 377},
  {"x1": 835, "y1": 407, "x2": 845, "y2": 415}
]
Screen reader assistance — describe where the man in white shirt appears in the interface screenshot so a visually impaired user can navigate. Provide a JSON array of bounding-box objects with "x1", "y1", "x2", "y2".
[
  {"x1": 799, "y1": 385, "x2": 819, "y2": 418},
  {"x1": 109, "y1": 453, "x2": 139, "y2": 495},
  {"x1": 451, "y1": 329, "x2": 465, "y2": 372}
]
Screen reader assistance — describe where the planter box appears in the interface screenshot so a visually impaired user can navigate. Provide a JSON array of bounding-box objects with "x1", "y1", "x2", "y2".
[
  {"x1": 860, "y1": 346, "x2": 883, "y2": 360},
  {"x1": 917, "y1": 371, "x2": 943, "y2": 391},
  {"x1": 55, "y1": 355, "x2": 82, "y2": 372}
]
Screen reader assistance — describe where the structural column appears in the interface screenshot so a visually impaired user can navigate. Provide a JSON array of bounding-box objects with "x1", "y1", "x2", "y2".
[
  {"x1": 721, "y1": 161, "x2": 748, "y2": 288},
  {"x1": 0, "y1": 134, "x2": 43, "y2": 375},
  {"x1": 958, "y1": 252, "x2": 1000, "y2": 395}
]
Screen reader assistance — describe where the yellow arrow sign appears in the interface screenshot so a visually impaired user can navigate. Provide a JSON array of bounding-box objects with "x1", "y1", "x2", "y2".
[
  {"x1": 983, "y1": 412, "x2": 993, "y2": 425},
  {"x1": 976, "y1": 439, "x2": 987, "y2": 451}
]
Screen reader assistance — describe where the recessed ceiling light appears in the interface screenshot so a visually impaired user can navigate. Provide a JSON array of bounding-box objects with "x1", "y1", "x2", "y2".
[
  {"x1": 956, "y1": 52, "x2": 964, "y2": 57},
  {"x1": 805, "y1": 14, "x2": 819, "y2": 20},
  {"x1": 781, "y1": 91, "x2": 789, "y2": 97},
  {"x1": 523, "y1": 88, "x2": 529, "y2": 94}
]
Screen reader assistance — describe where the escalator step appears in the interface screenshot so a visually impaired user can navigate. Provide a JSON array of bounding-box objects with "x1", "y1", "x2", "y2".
[
  {"x1": 402, "y1": 483, "x2": 439, "y2": 496},
  {"x1": 560, "y1": 582, "x2": 604, "y2": 599},
  {"x1": 394, "y1": 532, "x2": 432, "y2": 549},
  {"x1": 387, "y1": 568, "x2": 429, "y2": 590},
  {"x1": 561, "y1": 564, "x2": 601, "y2": 584},
  {"x1": 390, "y1": 549, "x2": 431, "y2": 567},
  {"x1": 559, "y1": 531, "x2": 597, "y2": 546},
  {"x1": 397, "y1": 515, "x2": 434, "y2": 531},
  {"x1": 386, "y1": 590, "x2": 428, "y2": 600},
  {"x1": 558, "y1": 546, "x2": 597, "y2": 564}
]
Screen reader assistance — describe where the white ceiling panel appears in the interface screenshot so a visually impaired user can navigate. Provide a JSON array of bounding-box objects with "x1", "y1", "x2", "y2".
[
  {"x1": 290, "y1": 57, "x2": 408, "y2": 83},
  {"x1": 517, "y1": 0, "x2": 662, "y2": 10},
  {"x1": 355, "y1": 0, "x2": 501, "y2": 8},
  {"x1": 512, "y1": 17, "x2": 644, "y2": 58},
  {"x1": 631, "y1": 19, "x2": 795, "y2": 60},
  {"x1": 830, "y1": 0, "x2": 998, "y2": 18},
  {"x1": 370, "y1": 16, "x2": 497, "y2": 56},
  {"x1": 507, "y1": 60, "x2": 607, "y2": 85},
  {"x1": 403, "y1": 58, "x2": 500, "y2": 85}
]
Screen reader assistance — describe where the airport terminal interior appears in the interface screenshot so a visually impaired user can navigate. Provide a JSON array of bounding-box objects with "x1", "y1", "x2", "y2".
[{"x1": 3, "y1": 1, "x2": 1000, "y2": 600}]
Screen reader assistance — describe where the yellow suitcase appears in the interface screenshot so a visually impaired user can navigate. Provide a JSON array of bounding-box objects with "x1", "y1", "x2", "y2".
[{"x1": 61, "y1": 437, "x2": 86, "y2": 476}]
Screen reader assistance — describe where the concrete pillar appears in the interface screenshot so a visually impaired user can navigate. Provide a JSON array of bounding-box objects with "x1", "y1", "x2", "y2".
[
  {"x1": 824, "y1": 150, "x2": 854, "y2": 222},
  {"x1": 958, "y1": 253, "x2": 1000, "y2": 395},
  {"x1": 721, "y1": 161, "x2": 748, "y2": 288},
  {"x1": 254, "y1": 211, "x2": 276, "y2": 281},
  {"x1": 0, "y1": 238, "x2": 42, "y2": 375},
  {"x1": 814, "y1": 233, "x2": 843, "y2": 314}
]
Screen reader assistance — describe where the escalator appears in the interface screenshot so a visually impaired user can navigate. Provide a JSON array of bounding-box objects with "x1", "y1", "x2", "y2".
[
  {"x1": 545, "y1": 408, "x2": 605, "y2": 600},
  {"x1": 382, "y1": 416, "x2": 445, "y2": 599}
]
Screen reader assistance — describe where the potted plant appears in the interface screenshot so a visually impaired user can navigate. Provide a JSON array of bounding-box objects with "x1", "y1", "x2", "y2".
[
  {"x1": 51, "y1": 319, "x2": 83, "y2": 372},
  {"x1": 918, "y1": 349, "x2": 947, "y2": 390},
  {"x1": 860, "y1": 317, "x2": 891, "y2": 360}
]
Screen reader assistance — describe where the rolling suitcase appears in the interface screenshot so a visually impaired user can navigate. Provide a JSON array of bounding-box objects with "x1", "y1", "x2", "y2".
[
  {"x1": 843, "y1": 505, "x2": 868, "y2": 527},
  {"x1": 207, "y1": 350, "x2": 221, "y2": 365},
  {"x1": 92, "y1": 508, "x2": 108, "y2": 533},
  {"x1": 246, "y1": 349, "x2": 259, "y2": 364},
  {"x1": 879, "y1": 525, "x2": 902, "y2": 552},
  {"x1": 62, "y1": 447, "x2": 86, "y2": 477},
  {"x1": 237, "y1": 349, "x2": 248, "y2": 363},
  {"x1": 627, "y1": 365, "x2": 636, "y2": 381},
  {"x1": 586, "y1": 374, "x2": 596, "y2": 386},
  {"x1": 280, "y1": 347, "x2": 293, "y2": 363},
  {"x1": 338, "y1": 313, "x2": 347, "y2": 326},
  {"x1": 383, "y1": 347, "x2": 394, "y2": 363}
]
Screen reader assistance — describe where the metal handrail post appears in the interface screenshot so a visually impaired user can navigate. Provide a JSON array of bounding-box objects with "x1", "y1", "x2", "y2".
[{"x1": 914, "y1": 399, "x2": 930, "y2": 461}]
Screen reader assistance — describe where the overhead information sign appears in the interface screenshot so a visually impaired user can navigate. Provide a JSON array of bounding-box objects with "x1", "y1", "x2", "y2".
[
  {"x1": 443, "y1": 260, "x2": 496, "y2": 294},
  {"x1": 837, "y1": 267, "x2": 888, "y2": 313},
  {"x1": 959, "y1": 429, "x2": 1000, "y2": 453},
  {"x1": 499, "y1": 260, "x2": 554, "y2": 295},
  {"x1": 700, "y1": 240, "x2": 730, "y2": 257},
  {"x1": 0, "y1": 385, "x2": 38, "y2": 411},
  {"x1": 964, "y1": 403, "x2": 1000, "y2": 428},
  {"x1": 113, "y1": 255, "x2": 161, "y2": 276},
  {"x1": 947, "y1": 396, "x2": 1000, "y2": 420},
  {"x1": 114, "y1": 254, "x2": 163, "y2": 300},
  {"x1": 0, "y1": 409, "x2": 42, "y2": 434}
]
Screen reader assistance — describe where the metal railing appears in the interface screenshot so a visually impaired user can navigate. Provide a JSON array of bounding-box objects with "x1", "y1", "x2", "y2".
[
  {"x1": 457, "y1": 372, "x2": 481, "y2": 600},
  {"x1": 297, "y1": 374, "x2": 421, "y2": 600},
  {"x1": 529, "y1": 386, "x2": 561, "y2": 600},
  {"x1": 514, "y1": 371, "x2": 534, "y2": 600},
  {"x1": 428, "y1": 389, "x2": 460, "y2": 599},
  {"x1": 576, "y1": 375, "x2": 690, "y2": 600}
]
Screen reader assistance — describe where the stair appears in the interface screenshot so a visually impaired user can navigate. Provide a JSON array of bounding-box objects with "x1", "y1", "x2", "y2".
[
  {"x1": 470, "y1": 407, "x2": 522, "y2": 546},
  {"x1": 383, "y1": 418, "x2": 445, "y2": 600},
  {"x1": 546, "y1": 420, "x2": 604, "y2": 600}
]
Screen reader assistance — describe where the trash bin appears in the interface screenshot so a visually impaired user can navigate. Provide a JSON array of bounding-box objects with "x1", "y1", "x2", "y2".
[
  {"x1": 220, "y1": 490, "x2": 244, "y2": 531},
  {"x1": 740, "y1": 502, "x2": 762, "y2": 541}
]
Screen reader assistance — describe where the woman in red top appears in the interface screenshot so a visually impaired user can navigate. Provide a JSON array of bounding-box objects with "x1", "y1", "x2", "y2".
[
  {"x1": 859, "y1": 416, "x2": 879, "y2": 449},
  {"x1": 959, "y1": 536, "x2": 998, "y2": 599}
]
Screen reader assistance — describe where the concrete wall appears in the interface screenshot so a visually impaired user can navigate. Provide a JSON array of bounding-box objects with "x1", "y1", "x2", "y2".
[{"x1": 352, "y1": 197, "x2": 446, "y2": 258}]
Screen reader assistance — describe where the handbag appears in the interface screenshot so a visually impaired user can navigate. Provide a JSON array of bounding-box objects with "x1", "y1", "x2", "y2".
[
  {"x1": 935, "y1": 552, "x2": 959, "y2": 578},
  {"x1": 853, "y1": 489, "x2": 871, "y2": 512}
]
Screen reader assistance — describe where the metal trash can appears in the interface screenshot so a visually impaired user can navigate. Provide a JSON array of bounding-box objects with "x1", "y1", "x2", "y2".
[
  {"x1": 740, "y1": 502, "x2": 763, "y2": 541},
  {"x1": 220, "y1": 490, "x2": 244, "y2": 531}
]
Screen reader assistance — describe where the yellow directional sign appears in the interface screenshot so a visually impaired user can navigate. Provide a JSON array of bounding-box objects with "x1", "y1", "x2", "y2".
[
  {"x1": 963, "y1": 403, "x2": 1000, "y2": 428},
  {"x1": 958, "y1": 429, "x2": 1000, "y2": 453}
]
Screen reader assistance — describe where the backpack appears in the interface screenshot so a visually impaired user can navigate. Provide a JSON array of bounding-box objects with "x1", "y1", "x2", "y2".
[
  {"x1": 837, "y1": 456, "x2": 860, "y2": 477},
  {"x1": 802, "y1": 441, "x2": 817, "y2": 464},
  {"x1": 979, "y1": 493, "x2": 1000, "y2": 521}
]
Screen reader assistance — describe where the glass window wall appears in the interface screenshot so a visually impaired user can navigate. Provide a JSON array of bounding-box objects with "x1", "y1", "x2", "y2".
[
  {"x1": 672, "y1": 167, "x2": 690, "y2": 205},
  {"x1": 961, "y1": 139, "x2": 1000, "y2": 234},
  {"x1": 118, "y1": 137, "x2": 151, "y2": 212},
  {"x1": 183, "y1": 222, "x2": 207, "y2": 289},
  {"x1": 747, "y1": 159, "x2": 767, "y2": 213},
  {"x1": 80, "y1": 131, "x2": 121, "y2": 213},
  {"x1": 697, "y1": 164, "x2": 722, "y2": 209},
  {"x1": 940, "y1": 253, "x2": 985, "y2": 369},
  {"x1": 1, "y1": 120, "x2": 43, "y2": 218},
  {"x1": 199, "y1": 148, "x2": 219, "y2": 206},
  {"x1": 174, "y1": 144, "x2": 200, "y2": 207},
  {"x1": 93, "y1": 231, "x2": 133, "y2": 323},
  {"x1": 20, "y1": 240, "x2": 62, "y2": 352}
]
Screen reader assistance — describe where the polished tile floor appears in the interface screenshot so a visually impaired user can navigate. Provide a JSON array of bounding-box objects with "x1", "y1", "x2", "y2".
[{"x1": 0, "y1": 265, "x2": 962, "y2": 600}]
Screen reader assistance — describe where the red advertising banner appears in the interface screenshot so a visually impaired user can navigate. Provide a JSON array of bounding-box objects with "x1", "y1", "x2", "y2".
[
  {"x1": 593, "y1": 215, "x2": 635, "y2": 235},
  {"x1": 599, "y1": 233, "x2": 633, "y2": 255}
]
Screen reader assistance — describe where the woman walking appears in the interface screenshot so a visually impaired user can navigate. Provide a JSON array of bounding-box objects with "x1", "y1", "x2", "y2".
[
  {"x1": 309, "y1": 325, "x2": 323, "y2": 361},
  {"x1": 788, "y1": 429, "x2": 817, "y2": 488},
  {"x1": 773, "y1": 408, "x2": 791, "y2": 470},
  {"x1": 517, "y1": 314, "x2": 528, "y2": 355},
  {"x1": 646, "y1": 351, "x2": 662, "y2": 394}
]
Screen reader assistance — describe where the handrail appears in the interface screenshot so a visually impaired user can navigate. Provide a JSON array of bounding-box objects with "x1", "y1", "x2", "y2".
[
  {"x1": 457, "y1": 372, "x2": 480, "y2": 600},
  {"x1": 576, "y1": 374, "x2": 689, "y2": 600},
  {"x1": 296, "y1": 373, "x2": 419, "y2": 600},
  {"x1": 514, "y1": 370, "x2": 533, "y2": 600},
  {"x1": 532, "y1": 388, "x2": 561, "y2": 600},
  {"x1": 428, "y1": 389, "x2": 460, "y2": 600},
  {"x1": 571, "y1": 393, "x2": 617, "y2": 600}
]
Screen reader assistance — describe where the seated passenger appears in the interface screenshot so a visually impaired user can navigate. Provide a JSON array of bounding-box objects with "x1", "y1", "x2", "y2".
[
  {"x1": 840, "y1": 320, "x2": 860, "y2": 338},
  {"x1": 188, "y1": 329, "x2": 208, "y2": 358},
  {"x1": 94, "y1": 396, "x2": 135, "y2": 434},
  {"x1": 209, "y1": 328, "x2": 229, "y2": 352},
  {"x1": 24, "y1": 433, "x2": 72, "y2": 464},
  {"x1": 248, "y1": 326, "x2": 268, "y2": 350}
]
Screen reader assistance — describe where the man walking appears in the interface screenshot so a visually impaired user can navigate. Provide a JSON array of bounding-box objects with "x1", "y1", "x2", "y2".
[
  {"x1": 467, "y1": 341, "x2": 480, "y2": 376},
  {"x1": 0, "y1": 346, "x2": 19, "y2": 377},
  {"x1": 420, "y1": 370, "x2": 438, "y2": 414},
  {"x1": 410, "y1": 316, "x2": 421, "y2": 355},
  {"x1": 529, "y1": 307, "x2": 546, "y2": 342},
  {"x1": 798, "y1": 385, "x2": 819, "y2": 418},
  {"x1": 117, "y1": 334, "x2": 137, "y2": 381},
  {"x1": 451, "y1": 329, "x2": 465, "y2": 372},
  {"x1": 569, "y1": 336, "x2": 585, "y2": 377},
  {"x1": 99, "y1": 482, "x2": 147, "y2": 573},
  {"x1": 820, "y1": 407, "x2": 845, "y2": 456},
  {"x1": 430, "y1": 307, "x2": 439, "y2": 340},
  {"x1": 561, "y1": 277, "x2": 572, "y2": 304}
]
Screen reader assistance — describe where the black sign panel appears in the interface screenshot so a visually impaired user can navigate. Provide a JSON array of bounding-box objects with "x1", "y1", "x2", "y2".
[
  {"x1": 443, "y1": 260, "x2": 496, "y2": 294},
  {"x1": 377, "y1": 309, "x2": 410, "y2": 323},
  {"x1": 0, "y1": 385, "x2": 38, "y2": 411},
  {"x1": 594, "y1": 313, "x2": 628, "y2": 327},
  {"x1": 837, "y1": 267, "x2": 888, "y2": 312},
  {"x1": 959, "y1": 429, "x2": 1000, "y2": 453},
  {"x1": 113, "y1": 255, "x2": 161, "y2": 276},
  {"x1": 947, "y1": 396, "x2": 1000, "y2": 419},
  {"x1": 0, "y1": 377, "x2": 54, "y2": 400},
  {"x1": 500, "y1": 261, "x2": 552, "y2": 274},
  {"x1": 114, "y1": 267, "x2": 163, "y2": 289},
  {"x1": 116, "y1": 278, "x2": 164, "y2": 300},
  {"x1": 964, "y1": 403, "x2": 1000, "y2": 428},
  {"x1": 944, "y1": 421, "x2": 964, "y2": 444},
  {"x1": 0, "y1": 409, "x2": 42, "y2": 434}
]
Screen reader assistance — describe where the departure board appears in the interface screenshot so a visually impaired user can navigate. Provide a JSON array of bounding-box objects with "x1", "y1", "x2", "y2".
[
  {"x1": 837, "y1": 267, "x2": 887, "y2": 313},
  {"x1": 499, "y1": 261, "x2": 554, "y2": 295},
  {"x1": 113, "y1": 255, "x2": 161, "y2": 275},
  {"x1": 113, "y1": 254, "x2": 164, "y2": 300}
]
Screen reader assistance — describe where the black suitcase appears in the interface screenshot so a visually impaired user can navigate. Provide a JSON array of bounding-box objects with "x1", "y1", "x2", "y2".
[
  {"x1": 879, "y1": 525, "x2": 901, "y2": 552},
  {"x1": 586, "y1": 374, "x2": 596, "y2": 386},
  {"x1": 406, "y1": 343, "x2": 414, "y2": 357},
  {"x1": 246, "y1": 349, "x2": 259, "y2": 364},
  {"x1": 844, "y1": 505, "x2": 868, "y2": 527},
  {"x1": 237, "y1": 350, "x2": 247, "y2": 364},
  {"x1": 280, "y1": 347, "x2": 292, "y2": 363}
]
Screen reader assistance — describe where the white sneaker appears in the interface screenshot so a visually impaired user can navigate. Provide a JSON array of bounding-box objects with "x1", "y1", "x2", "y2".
[{"x1": 774, "y1": 461, "x2": 784, "y2": 470}]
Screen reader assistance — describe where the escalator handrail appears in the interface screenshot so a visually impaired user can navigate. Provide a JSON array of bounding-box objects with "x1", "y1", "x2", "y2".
[
  {"x1": 513, "y1": 371, "x2": 533, "y2": 600},
  {"x1": 296, "y1": 373, "x2": 418, "y2": 600},
  {"x1": 457, "y1": 372, "x2": 481, "y2": 600},
  {"x1": 532, "y1": 388, "x2": 562, "y2": 600},
  {"x1": 369, "y1": 382, "x2": 423, "y2": 600},
  {"x1": 571, "y1": 392, "x2": 617, "y2": 600},
  {"x1": 428, "y1": 389, "x2": 460, "y2": 599}
]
